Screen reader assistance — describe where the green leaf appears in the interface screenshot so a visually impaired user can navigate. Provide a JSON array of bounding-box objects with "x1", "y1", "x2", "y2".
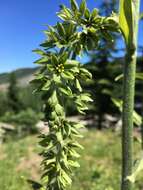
[
  {"x1": 80, "y1": 68, "x2": 92, "y2": 79},
  {"x1": 68, "y1": 149, "x2": 80, "y2": 158},
  {"x1": 119, "y1": 0, "x2": 132, "y2": 45},
  {"x1": 61, "y1": 71, "x2": 75, "y2": 80},
  {"x1": 69, "y1": 141, "x2": 84, "y2": 149},
  {"x1": 42, "y1": 80, "x2": 51, "y2": 91},
  {"x1": 91, "y1": 8, "x2": 98, "y2": 20},
  {"x1": 71, "y1": 127, "x2": 83, "y2": 138},
  {"x1": 64, "y1": 123, "x2": 71, "y2": 136},
  {"x1": 70, "y1": 0, "x2": 78, "y2": 12},
  {"x1": 79, "y1": 0, "x2": 86, "y2": 15},
  {"x1": 57, "y1": 7, "x2": 73, "y2": 22},
  {"x1": 59, "y1": 52, "x2": 68, "y2": 64},
  {"x1": 53, "y1": 74, "x2": 62, "y2": 84},
  {"x1": 59, "y1": 87, "x2": 72, "y2": 96},
  {"x1": 40, "y1": 40, "x2": 55, "y2": 48},
  {"x1": 51, "y1": 54, "x2": 58, "y2": 65},
  {"x1": 101, "y1": 89, "x2": 112, "y2": 96},
  {"x1": 133, "y1": 111, "x2": 142, "y2": 126},
  {"x1": 101, "y1": 31, "x2": 113, "y2": 42},
  {"x1": 127, "y1": 153, "x2": 143, "y2": 183},
  {"x1": 57, "y1": 22, "x2": 66, "y2": 36},
  {"x1": 98, "y1": 79, "x2": 111, "y2": 85},
  {"x1": 55, "y1": 104, "x2": 64, "y2": 116},
  {"x1": 64, "y1": 62, "x2": 79, "y2": 73},
  {"x1": 112, "y1": 98, "x2": 142, "y2": 126},
  {"x1": 57, "y1": 13, "x2": 68, "y2": 21},
  {"x1": 115, "y1": 73, "x2": 143, "y2": 81},
  {"x1": 33, "y1": 49, "x2": 46, "y2": 56},
  {"x1": 68, "y1": 160, "x2": 80, "y2": 168},
  {"x1": 84, "y1": 8, "x2": 90, "y2": 20},
  {"x1": 34, "y1": 57, "x2": 49, "y2": 64},
  {"x1": 61, "y1": 169, "x2": 72, "y2": 185},
  {"x1": 115, "y1": 74, "x2": 123, "y2": 81},
  {"x1": 76, "y1": 79, "x2": 82, "y2": 92},
  {"x1": 35, "y1": 73, "x2": 44, "y2": 80},
  {"x1": 46, "y1": 158, "x2": 55, "y2": 166},
  {"x1": 136, "y1": 73, "x2": 143, "y2": 80},
  {"x1": 73, "y1": 123, "x2": 85, "y2": 129},
  {"x1": 111, "y1": 98, "x2": 122, "y2": 112},
  {"x1": 119, "y1": 0, "x2": 140, "y2": 47},
  {"x1": 80, "y1": 93, "x2": 93, "y2": 102},
  {"x1": 48, "y1": 90, "x2": 58, "y2": 107},
  {"x1": 65, "y1": 60, "x2": 79, "y2": 67}
]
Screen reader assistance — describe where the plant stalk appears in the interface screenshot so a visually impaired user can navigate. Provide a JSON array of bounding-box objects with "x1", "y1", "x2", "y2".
[
  {"x1": 141, "y1": 99, "x2": 143, "y2": 150},
  {"x1": 122, "y1": 49, "x2": 136, "y2": 190},
  {"x1": 121, "y1": 1, "x2": 140, "y2": 189}
]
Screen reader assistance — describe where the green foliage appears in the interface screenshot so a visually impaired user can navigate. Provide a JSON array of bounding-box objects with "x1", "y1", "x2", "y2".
[
  {"x1": 127, "y1": 152, "x2": 143, "y2": 183},
  {"x1": 119, "y1": 0, "x2": 132, "y2": 46},
  {"x1": 33, "y1": 53, "x2": 92, "y2": 189},
  {"x1": 0, "y1": 136, "x2": 38, "y2": 190},
  {"x1": 79, "y1": 0, "x2": 120, "y2": 130},
  {"x1": 7, "y1": 72, "x2": 22, "y2": 113},
  {"x1": 19, "y1": 85, "x2": 43, "y2": 113},
  {"x1": 112, "y1": 98, "x2": 142, "y2": 126},
  {"x1": 32, "y1": 0, "x2": 120, "y2": 189},
  {"x1": 0, "y1": 109, "x2": 42, "y2": 136},
  {"x1": 0, "y1": 92, "x2": 9, "y2": 117},
  {"x1": 119, "y1": 0, "x2": 140, "y2": 48},
  {"x1": 1, "y1": 131, "x2": 143, "y2": 190},
  {"x1": 84, "y1": 59, "x2": 121, "y2": 129},
  {"x1": 119, "y1": 1, "x2": 140, "y2": 190}
]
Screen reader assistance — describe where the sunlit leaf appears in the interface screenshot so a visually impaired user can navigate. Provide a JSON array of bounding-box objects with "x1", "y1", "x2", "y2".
[{"x1": 127, "y1": 153, "x2": 143, "y2": 183}]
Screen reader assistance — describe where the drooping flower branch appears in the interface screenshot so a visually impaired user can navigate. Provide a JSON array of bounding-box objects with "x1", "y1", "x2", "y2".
[{"x1": 32, "y1": 0, "x2": 119, "y2": 189}]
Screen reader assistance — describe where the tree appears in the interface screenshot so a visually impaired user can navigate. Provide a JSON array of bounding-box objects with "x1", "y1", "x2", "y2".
[
  {"x1": 0, "y1": 92, "x2": 8, "y2": 117},
  {"x1": 83, "y1": 0, "x2": 120, "y2": 130},
  {"x1": 84, "y1": 58, "x2": 122, "y2": 129},
  {"x1": 19, "y1": 85, "x2": 42, "y2": 113},
  {"x1": 7, "y1": 72, "x2": 21, "y2": 113}
]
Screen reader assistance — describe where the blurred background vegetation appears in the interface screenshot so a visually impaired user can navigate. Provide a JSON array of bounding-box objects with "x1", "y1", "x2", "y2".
[
  {"x1": 0, "y1": 0, "x2": 142, "y2": 140},
  {"x1": 0, "y1": 0, "x2": 143, "y2": 189}
]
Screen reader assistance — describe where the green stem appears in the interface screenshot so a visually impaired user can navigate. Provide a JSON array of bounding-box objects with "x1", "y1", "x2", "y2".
[
  {"x1": 122, "y1": 49, "x2": 136, "y2": 190},
  {"x1": 121, "y1": 1, "x2": 140, "y2": 189},
  {"x1": 141, "y1": 102, "x2": 143, "y2": 150}
]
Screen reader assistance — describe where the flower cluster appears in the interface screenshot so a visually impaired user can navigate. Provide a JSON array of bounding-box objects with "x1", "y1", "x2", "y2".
[{"x1": 32, "y1": 0, "x2": 119, "y2": 189}]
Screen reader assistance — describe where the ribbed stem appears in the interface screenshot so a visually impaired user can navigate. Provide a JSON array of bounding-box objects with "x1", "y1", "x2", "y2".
[
  {"x1": 121, "y1": 50, "x2": 136, "y2": 190},
  {"x1": 121, "y1": 0, "x2": 140, "y2": 189},
  {"x1": 141, "y1": 103, "x2": 143, "y2": 150}
]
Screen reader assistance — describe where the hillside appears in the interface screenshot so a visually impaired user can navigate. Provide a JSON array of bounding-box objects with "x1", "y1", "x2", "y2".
[
  {"x1": 0, "y1": 67, "x2": 39, "y2": 90},
  {"x1": 0, "y1": 56, "x2": 142, "y2": 91}
]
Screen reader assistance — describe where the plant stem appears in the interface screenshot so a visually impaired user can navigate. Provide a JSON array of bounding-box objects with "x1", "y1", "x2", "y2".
[
  {"x1": 141, "y1": 50, "x2": 143, "y2": 150},
  {"x1": 122, "y1": 49, "x2": 136, "y2": 190},
  {"x1": 121, "y1": 1, "x2": 140, "y2": 189},
  {"x1": 141, "y1": 100, "x2": 143, "y2": 150}
]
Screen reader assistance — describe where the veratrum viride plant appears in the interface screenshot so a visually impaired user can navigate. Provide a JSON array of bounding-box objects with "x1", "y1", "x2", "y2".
[
  {"x1": 119, "y1": 0, "x2": 140, "y2": 190},
  {"x1": 32, "y1": 0, "x2": 119, "y2": 189}
]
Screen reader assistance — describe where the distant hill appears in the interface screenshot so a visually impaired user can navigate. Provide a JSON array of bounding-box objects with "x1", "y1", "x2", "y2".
[
  {"x1": 0, "y1": 67, "x2": 39, "y2": 90},
  {"x1": 0, "y1": 56, "x2": 142, "y2": 91}
]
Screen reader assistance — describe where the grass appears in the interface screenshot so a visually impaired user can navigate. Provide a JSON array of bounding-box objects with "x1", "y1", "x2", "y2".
[{"x1": 0, "y1": 129, "x2": 143, "y2": 190}]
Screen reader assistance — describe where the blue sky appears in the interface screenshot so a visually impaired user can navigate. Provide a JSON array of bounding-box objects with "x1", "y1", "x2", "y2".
[{"x1": 0, "y1": 0, "x2": 143, "y2": 73}]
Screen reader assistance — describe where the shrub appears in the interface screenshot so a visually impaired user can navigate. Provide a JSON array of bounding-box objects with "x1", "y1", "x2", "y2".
[
  {"x1": 0, "y1": 92, "x2": 9, "y2": 117},
  {"x1": 0, "y1": 109, "x2": 43, "y2": 137}
]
